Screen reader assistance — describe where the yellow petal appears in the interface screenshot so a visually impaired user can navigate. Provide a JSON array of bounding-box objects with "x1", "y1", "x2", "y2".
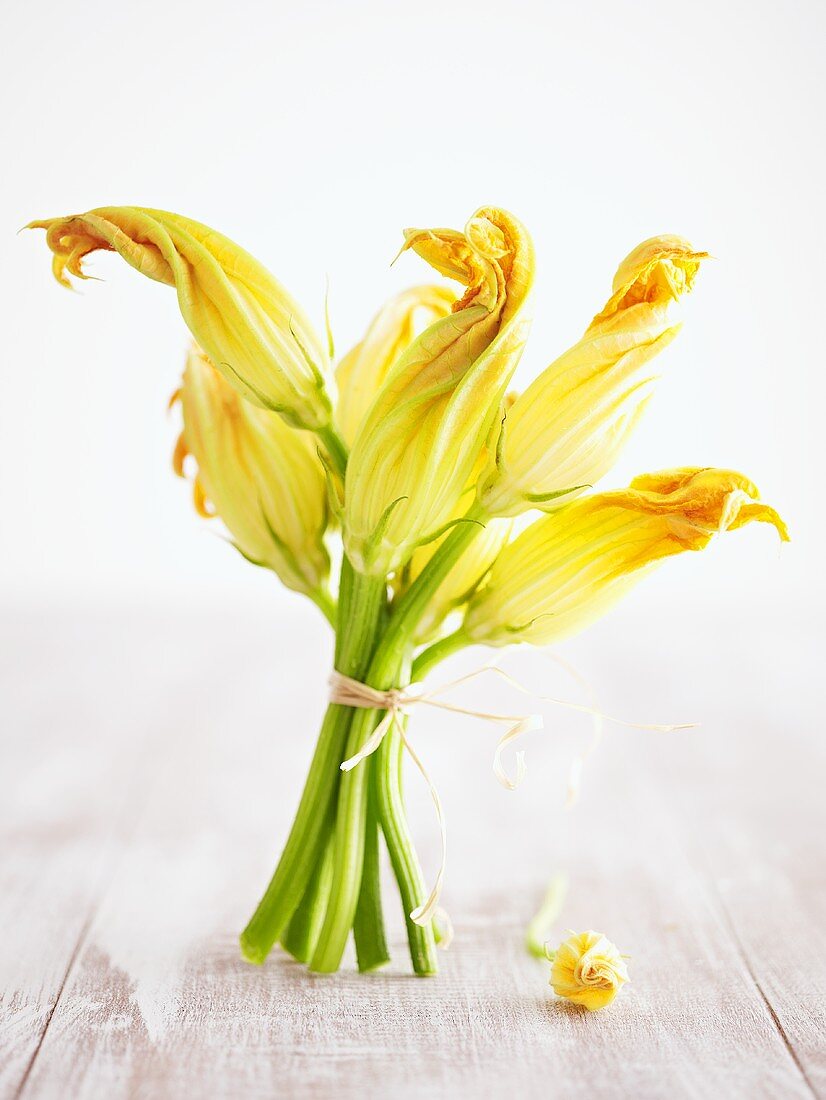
[
  {"x1": 172, "y1": 431, "x2": 189, "y2": 478},
  {"x1": 335, "y1": 285, "x2": 456, "y2": 445},
  {"x1": 192, "y1": 477, "x2": 215, "y2": 519}
]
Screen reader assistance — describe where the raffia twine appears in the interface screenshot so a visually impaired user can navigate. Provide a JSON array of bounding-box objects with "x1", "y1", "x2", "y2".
[{"x1": 329, "y1": 661, "x2": 694, "y2": 945}]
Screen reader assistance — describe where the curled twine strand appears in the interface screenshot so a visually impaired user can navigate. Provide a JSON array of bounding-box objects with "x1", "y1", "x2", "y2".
[{"x1": 329, "y1": 661, "x2": 696, "y2": 944}]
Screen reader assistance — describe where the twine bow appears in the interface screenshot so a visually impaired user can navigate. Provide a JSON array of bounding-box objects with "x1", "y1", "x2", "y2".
[{"x1": 329, "y1": 662, "x2": 694, "y2": 944}]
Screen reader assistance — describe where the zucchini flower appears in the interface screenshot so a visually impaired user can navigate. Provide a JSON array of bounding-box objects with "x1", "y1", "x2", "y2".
[
  {"x1": 29, "y1": 207, "x2": 334, "y2": 431},
  {"x1": 336, "y1": 285, "x2": 456, "y2": 445},
  {"x1": 343, "y1": 206, "x2": 534, "y2": 576},
  {"x1": 172, "y1": 346, "x2": 331, "y2": 602},
  {"x1": 464, "y1": 468, "x2": 788, "y2": 647},
  {"x1": 478, "y1": 237, "x2": 709, "y2": 517}
]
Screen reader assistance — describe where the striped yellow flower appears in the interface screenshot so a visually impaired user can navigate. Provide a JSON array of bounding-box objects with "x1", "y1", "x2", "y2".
[
  {"x1": 344, "y1": 207, "x2": 534, "y2": 576},
  {"x1": 464, "y1": 468, "x2": 788, "y2": 646},
  {"x1": 336, "y1": 285, "x2": 456, "y2": 445},
  {"x1": 29, "y1": 207, "x2": 334, "y2": 431},
  {"x1": 478, "y1": 237, "x2": 708, "y2": 517},
  {"x1": 172, "y1": 346, "x2": 330, "y2": 601}
]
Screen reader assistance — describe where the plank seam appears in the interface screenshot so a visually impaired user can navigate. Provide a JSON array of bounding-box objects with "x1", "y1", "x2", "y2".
[
  {"x1": 9, "y1": 640, "x2": 228, "y2": 1098},
  {"x1": 13, "y1": 903, "x2": 97, "y2": 1100},
  {"x1": 666, "y1": 770, "x2": 819, "y2": 1098},
  {"x1": 11, "y1": 739, "x2": 169, "y2": 1098},
  {"x1": 707, "y1": 876, "x2": 818, "y2": 1100}
]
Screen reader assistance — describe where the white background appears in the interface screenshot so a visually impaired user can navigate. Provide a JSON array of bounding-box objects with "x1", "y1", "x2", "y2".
[{"x1": 1, "y1": 0, "x2": 822, "y2": 628}]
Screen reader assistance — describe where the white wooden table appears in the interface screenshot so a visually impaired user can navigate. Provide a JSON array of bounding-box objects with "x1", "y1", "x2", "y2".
[{"x1": 1, "y1": 606, "x2": 823, "y2": 1098}]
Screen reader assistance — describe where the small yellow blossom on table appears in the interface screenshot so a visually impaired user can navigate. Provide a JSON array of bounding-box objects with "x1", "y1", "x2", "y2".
[{"x1": 549, "y1": 931, "x2": 629, "y2": 1011}]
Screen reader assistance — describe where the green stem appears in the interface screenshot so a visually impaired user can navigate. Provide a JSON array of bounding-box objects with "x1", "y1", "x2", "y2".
[
  {"x1": 316, "y1": 425, "x2": 349, "y2": 481},
  {"x1": 375, "y1": 709, "x2": 438, "y2": 975},
  {"x1": 310, "y1": 504, "x2": 488, "y2": 974},
  {"x1": 411, "y1": 628, "x2": 468, "y2": 683},
  {"x1": 352, "y1": 755, "x2": 391, "y2": 972},
  {"x1": 374, "y1": 626, "x2": 471, "y2": 971},
  {"x1": 280, "y1": 826, "x2": 334, "y2": 963},
  {"x1": 382, "y1": 632, "x2": 469, "y2": 967},
  {"x1": 311, "y1": 586, "x2": 338, "y2": 629},
  {"x1": 239, "y1": 561, "x2": 385, "y2": 965},
  {"x1": 380, "y1": 506, "x2": 487, "y2": 670},
  {"x1": 525, "y1": 874, "x2": 568, "y2": 959},
  {"x1": 309, "y1": 695, "x2": 390, "y2": 971}
]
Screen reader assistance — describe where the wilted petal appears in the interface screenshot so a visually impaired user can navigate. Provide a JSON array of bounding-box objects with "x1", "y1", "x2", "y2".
[
  {"x1": 465, "y1": 467, "x2": 787, "y2": 646},
  {"x1": 29, "y1": 207, "x2": 334, "y2": 430},
  {"x1": 550, "y1": 931, "x2": 629, "y2": 1011}
]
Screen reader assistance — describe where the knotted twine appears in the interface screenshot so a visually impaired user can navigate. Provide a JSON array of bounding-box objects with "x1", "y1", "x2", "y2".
[{"x1": 329, "y1": 661, "x2": 694, "y2": 945}]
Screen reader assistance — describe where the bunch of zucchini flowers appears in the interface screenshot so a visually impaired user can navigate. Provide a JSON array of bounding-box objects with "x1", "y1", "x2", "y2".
[{"x1": 28, "y1": 205, "x2": 787, "y2": 976}]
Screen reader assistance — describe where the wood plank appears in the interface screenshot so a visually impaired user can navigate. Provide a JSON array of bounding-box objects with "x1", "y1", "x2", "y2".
[
  {"x1": 0, "y1": 612, "x2": 237, "y2": 1097},
  {"x1": 10, "y1": 611, "x2": 820, "y2": 1098},
  {"x1": 673, "y1": 623, "x2": 825, "y2": 1095}
]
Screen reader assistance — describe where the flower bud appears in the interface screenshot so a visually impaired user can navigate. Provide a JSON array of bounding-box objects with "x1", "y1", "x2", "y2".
[
  {"x1": 29, "y1": 207, "x2": 334, "y2": 430},
  {"x1": 465, "y1": 468, "x2": 788, "y2": 647},
  {"x1": 550, "y1": 931, "x2": 629, "y2": 1011},
  {"x1": 344, "y1": 207, "x2": 534, "y2": 576},
  {"x1": 172, "y1": 346, "x2": 330, "y2": 598},
  {"x1": 336, "y1": 285, "x2": 456, "y2": 445},
  {"x1": 478, "y1": 237, "x2": 708, "y2": 517}
]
